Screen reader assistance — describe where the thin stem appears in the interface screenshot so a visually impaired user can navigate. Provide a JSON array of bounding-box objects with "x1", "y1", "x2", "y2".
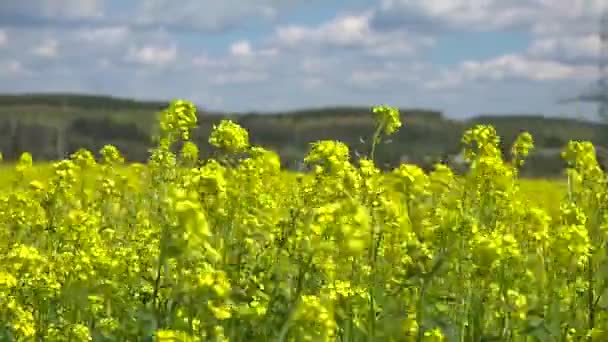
[
  {"x1": 369, "y1": 118, "x2": 386, "y2": 162},
  {"x1": 588, "y1": 256, "x2": 595, "y2": 331}
]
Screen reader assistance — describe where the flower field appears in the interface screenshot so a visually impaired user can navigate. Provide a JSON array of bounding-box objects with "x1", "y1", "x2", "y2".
[{"x1": 1, "y1": 99, "x2": 607, "y2": 341}]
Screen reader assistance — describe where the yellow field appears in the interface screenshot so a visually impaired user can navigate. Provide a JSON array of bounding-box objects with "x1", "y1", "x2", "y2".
[
  {"x1": 1, "y1": 101, "x2": 607, "y2": 340},
  {"x1": 0, "y1": 161, "x2": 568, "y2": 213}
]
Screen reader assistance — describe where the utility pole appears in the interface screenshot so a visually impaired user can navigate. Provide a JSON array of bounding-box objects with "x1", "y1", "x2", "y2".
[
  {"x1": 559, "y1": 9, "x2": 608, "y2": 121},
  {"x1": 599, "y1": 10, "x2": 608, "y2": 119}
]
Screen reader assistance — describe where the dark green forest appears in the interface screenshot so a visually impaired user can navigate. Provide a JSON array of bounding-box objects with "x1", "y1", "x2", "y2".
[{"x1": 1, "y1": 93, "x2": 606, "y2": 177}]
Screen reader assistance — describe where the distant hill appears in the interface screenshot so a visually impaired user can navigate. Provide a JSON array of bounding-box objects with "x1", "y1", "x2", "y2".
[
  {"x1": 0, "y1": 93, "x2": 170, "y2": 111},
  {"x1": 0, "y1": 93, "x2": 606, "y2": 177}
]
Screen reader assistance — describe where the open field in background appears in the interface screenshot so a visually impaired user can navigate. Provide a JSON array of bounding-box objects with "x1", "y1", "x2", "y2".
[
  {"x1": 518, "y1": 178, "x2": 568, "y2": 218},
  {"x1": 0, "y1": 162, "x2": 569, "y2": 217}
]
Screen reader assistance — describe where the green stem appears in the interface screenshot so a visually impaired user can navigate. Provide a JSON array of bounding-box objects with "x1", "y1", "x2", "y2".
[
  {"x1": 368, "y1": 286, "x2": 375, "y2": 341},
  {"x1": 369, "y1": 118, "x2": 386, "y2": 162},
  {"x1": 588, "y1": 255, "x2": 595, "y2": 331},
  {"x1": 278, "y1": 254, "x2": 312, "y2": 342}
]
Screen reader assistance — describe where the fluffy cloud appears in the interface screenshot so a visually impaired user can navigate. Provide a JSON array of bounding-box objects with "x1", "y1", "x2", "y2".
[
  {"x1": 0, "y1": 30, "x2": 7, "y2": 46},
  {"x1": 527, "y1": 34, "x2": 601, "y2": 66},
  {"x1": 192, "y1": 44, "x2": 277, "y2": 86},
  {"x1": 0, "y1": 0, "x2": 303, "y2": 33},
  {"x1": 126, "y1": 44, "x2": 178, "y2": 66},
  {"x1": 275, "y1": 12, "x2": 434, "y2": 57},
  {"x1": 134, "y1": 0, "x2": 285, "y2": 32},
  {"x1": 374, "y1": 0, "x2": 606, "y2": 34},
  {"x1": 0, "y1": 60, "x2": 26, "y2": 75},
  {"x1": 0, "y1": 24, "x2": 176, "y2": 69},
  {"x1": 211, "y1": 71, "x2": 269, "y2": 85},
  {"x1": 75, "y1": 26, "x2": 130, "y2": 45},
  {"x1": 277, "y1": 14, "x2": 376, "y2": 47},
  {"x1": 369, "y1": 0, "x2": 604, "y2": 103},
  {"x1": 230, "y1": 40, "x2": 253, "y2": 57},
  {"x1": 228, "y1": 40, "x2": 278, "y2": 58},
  {"x1": 0, "y1": 0, "x2": 105, "y2": 20},
  {"x1": 374, "y1": 0, "x2": 537, "y2": 31},
  {"x1": 32, "y1": 39, "x2": 59, "y2": 58},
  {"x1": 426, "y1": 54, "x2": 597, "y2": 90}
]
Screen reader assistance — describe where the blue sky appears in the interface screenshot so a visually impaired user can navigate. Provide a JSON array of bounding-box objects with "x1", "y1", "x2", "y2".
[{"x1": 0, "y1": 0, "x2": 605, "y2": 119}]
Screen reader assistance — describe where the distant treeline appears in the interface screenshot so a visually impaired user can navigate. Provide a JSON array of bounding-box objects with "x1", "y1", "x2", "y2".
[
  {"x1": 0, "y1": 93, "x2": 169, "y2": 111},
  {"x1": 1, "y1": 93, "x2": 607, "y2": 178}
]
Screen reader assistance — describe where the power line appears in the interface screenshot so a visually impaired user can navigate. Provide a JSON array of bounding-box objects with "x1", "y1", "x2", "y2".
[
  {"x1": 599, "y1": 10, "x2": 608, "y2": 118},
  {"x1": 560, "y1": 9, "x2": 608, "y2": 120}
]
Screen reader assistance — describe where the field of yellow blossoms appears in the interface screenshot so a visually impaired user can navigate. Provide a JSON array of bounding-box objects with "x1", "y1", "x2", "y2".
[{"x1": 0, "y1": 99, "x2": 607, "y2": 341}]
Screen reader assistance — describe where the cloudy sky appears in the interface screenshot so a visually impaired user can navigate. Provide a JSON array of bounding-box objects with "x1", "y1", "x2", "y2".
[{"x1": 0, "y1": 0, "x2": 606, "y2": 119}]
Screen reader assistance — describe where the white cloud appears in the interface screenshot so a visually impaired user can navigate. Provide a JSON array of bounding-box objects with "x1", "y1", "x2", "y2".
[
  {"x1": 211, "y1": 70, "x2": 269, "y2": 85},
  {"x1": 76, "y1": 26, "x2": 130, "y2": 45},
  {"x1": 301, "y1": 77, "x2": 323, "y2": 89},
  {"x1": 376, "y1": 0, "x2": 536, "y2": 30},
  {"x1": 375, "y1": 0, "x2": 607, "y2": 37},
  {"x1": 0, "y1": 30, "x2": 7, "y2": 46},
  {"x1": 0, "y1": 25, "x2": 180, "y2": 76},
  {"x1": 531, "y1": 0, "x2": 606, "y2": 34},
  {"x1": 126, "y1": 44, "x2": 177, "y2": 66},
  {"x1": 0, "y1": 0, "x2": 303, "y2": 35},
  {"x1": 350, "y1": 70, "x2": 393, "y2": 86},
  {"x1": 0, "y1": 60, "x2": 27, "y2": 75},
  {"x1": 135, "y1": 0, "x2": 292, "y2": 31},
  {"x1": 230, "y1": 40, "x2": 253, "y2": 57},
  {"x1": 276, "y1": 13, "x2": 371, "y2": 46},
  {"x1": 275, "y1": 13, "x2": 433, "y2": 56},
  {"x1": 313, "y1": 14, "x2": 371, "y2": 46},
  {"x1": 33, "y1": 39, "x2": 59, "y2": 58},
  {"x1": 426, "y1": 54, "x2": 597, "y2": 90},
  {"x1": 223, "y1": 39, "x2": 280, "y2": 68},
  {"x1": 192, "y1": 43, "x2": 278, "y2": 86},
  {"x1": 192, "y1": 54, "x2": 227, "y2": 68},
  {"x1": 42, "y1": 0, "x2": 104, "y2": 19},
  {"x1": 528, "y1": 34, "x2": 600, "y2": 60},
  {"x1": 0, "y1": 0, "x2": 104, "y2": 19},
  {"x1": 299, "y1": 57, "x2": 333, "y2": 74},
  {"x1": 7, "y1": 61, "x2": 23, "y2": 73}
]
